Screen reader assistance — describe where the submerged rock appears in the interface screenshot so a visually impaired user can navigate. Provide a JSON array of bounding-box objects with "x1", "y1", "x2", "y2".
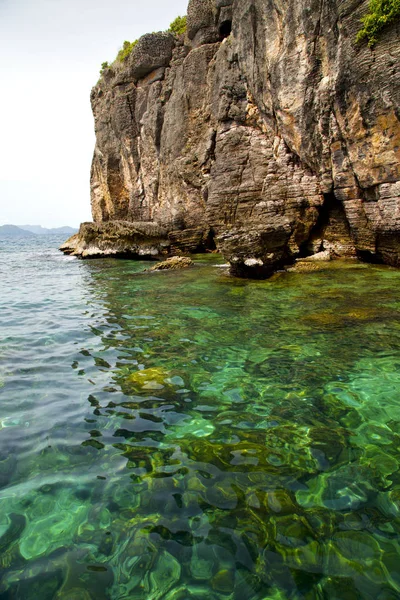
[
  {"x1": 147, "y1": 550, "x2": 181, "y2": 598},
  {"x1": 124, "y1": 367, "x2": 170, "y2": 390},
  {"x1": 0, "y1": 513, "x2": 26, "y2": 553},
  {"x1": 296, "y1": 463, "x2": 377, "y2": 511},
  {"x1": 168, "y1": 416, "x2": 215, "y2": 439},
  {"x1": 211, "y1": 568, "x2": 235, "y2": 594}
]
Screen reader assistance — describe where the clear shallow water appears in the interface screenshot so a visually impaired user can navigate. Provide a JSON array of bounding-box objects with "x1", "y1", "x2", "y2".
[{"x1": 1, "y1": 237, "x2": 400, "y2": 599}]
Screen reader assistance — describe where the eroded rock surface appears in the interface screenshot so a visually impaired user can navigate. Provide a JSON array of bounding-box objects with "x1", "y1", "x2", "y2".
[
  {"x1": 67, "y1": 0, "x2": 400, "y2": 276},
  {"x1": 61, "y1": 221, "x2": 170, "y2": 258},
  {"x1": 149, "y1": 256, "x2": 194, "y2": 271}
]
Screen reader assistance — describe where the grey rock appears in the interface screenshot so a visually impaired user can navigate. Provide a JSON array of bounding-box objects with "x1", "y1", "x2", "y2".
[
  {"x1": 130, "y1": 33, "x2": 175, "y2": 81},
  {"x1": 187, "y1": 0, "x2": 219, "y2": 45},
  {"x1": 219, "y1": 6, "x2": 233, "y2": 27}
]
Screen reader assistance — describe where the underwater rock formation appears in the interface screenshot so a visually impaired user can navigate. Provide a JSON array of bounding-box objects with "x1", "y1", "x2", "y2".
[{"x1": 66, "y1": 0, "x2": 400, "y2": 277}]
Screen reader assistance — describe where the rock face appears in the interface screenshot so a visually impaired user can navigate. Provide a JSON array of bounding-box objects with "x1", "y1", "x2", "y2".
[{"x1": 73, "y1": 0, "x2": 399, "y2": 276}]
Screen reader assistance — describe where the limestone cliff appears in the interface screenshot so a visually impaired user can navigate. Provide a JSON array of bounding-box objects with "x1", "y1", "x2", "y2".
[{"x1": 65, "y1": 0, "x2": 400, "y2": 277}]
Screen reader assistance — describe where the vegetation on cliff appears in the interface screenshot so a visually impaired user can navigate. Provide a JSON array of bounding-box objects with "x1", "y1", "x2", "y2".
[
  {"x1": 99, "y1": 61, "x2": 109, "y2": 75},
  {"x1": 116, "y1": 39, "x2": 139, "y2": 62},
  {"x1": 99, "y1": 39, "x2": 138, "y2": 74},
  {"x1": 357, "y1": 0, "x2": 400, "y2": 46},
  {"x1": 99, "y1": 15, "x2": 186, "y2": 76},
  {"x1": 168, "y1": 15, "x2": 187, "y2": 35}
]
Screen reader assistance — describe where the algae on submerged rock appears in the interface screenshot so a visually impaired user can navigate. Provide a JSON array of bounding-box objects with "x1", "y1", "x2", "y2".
[{"x1": 149, "y1": 257, "x2": 194, "y2": 271}]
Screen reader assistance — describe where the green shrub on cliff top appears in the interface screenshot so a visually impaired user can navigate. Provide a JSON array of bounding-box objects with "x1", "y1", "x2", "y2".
[
  {"x1": 99, "y1": 14, "x2": 187, "y2": 78},
  {"x1": 116, "y1": 39, "x2": 138, "y2": 62},
  {"x1": 168, "y1": 15, "x2": 187, "y2": 35},
  {"x1": 357, "y1": 0, "x2": 400, "y2": 46},
  {"x1": 100, "y1": 61, "x2": 109, "y2": 75},
  {"x1": 99, "y1": 40, "x2": 138, "y2": 75}
]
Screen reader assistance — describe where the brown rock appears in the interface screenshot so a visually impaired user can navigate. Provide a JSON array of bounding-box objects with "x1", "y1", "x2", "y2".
[
  {"x1": 65, "y1": 0, "x2": 400, "y2": 278},
  {"x1": 60, "y1": 221, "x2": 170, "y2": 259},
  {"x1": 148, "y1": 256, "x2": 193, "y2": 271}
]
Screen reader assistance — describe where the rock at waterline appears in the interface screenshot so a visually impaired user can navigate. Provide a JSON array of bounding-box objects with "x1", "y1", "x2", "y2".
[
  {"x1": 148, "y1": 257, "x2": 193, "y2": 271},
  {"x1": 299, "y1": 250, "x2": 331, "y2": 262},
  {"x1": 59, "y1": 221, "x2": 170, "y2": 258}
]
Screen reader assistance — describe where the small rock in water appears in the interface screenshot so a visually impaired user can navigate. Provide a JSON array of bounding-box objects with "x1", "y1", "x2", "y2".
[
  {"x1": 171, "y1": 417, "x2": 215, "y2": 438},
  {"x1": 300, "y1": 250, "x2": 331, "y2": 262},
  {"x1": 149, "y1": 256, "x2": 193, "y2": 271},
  {"x1": 165, "y1": 375, "x2": 185, "y2": 387},
  {"x1": 211, "y1": 569, "x2": 235, "y2": 593},
  {"x1": 125, "y1": 367, "x2": 169, "y2": 389},
  {"x1": 142, "y1": 380, "x2": 165, "y2": 390},
  {"x1": 148, "y1": 550, "x2": 181, "y2": 596}
]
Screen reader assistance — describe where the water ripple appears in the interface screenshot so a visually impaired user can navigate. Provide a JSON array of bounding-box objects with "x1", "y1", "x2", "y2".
[{"x1": 2, "y1": 239, "x2": 400, "y2": 597}]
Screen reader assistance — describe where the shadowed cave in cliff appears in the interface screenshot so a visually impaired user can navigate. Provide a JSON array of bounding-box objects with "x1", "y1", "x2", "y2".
[
  {"x1": 219, "y1": 20, "x2": 232, "y2": 40},
  {"x1": 357, "y1": 248, "x2": 383, "y2": 264},
  {"x1": 169, "y1": 226, "x2": 217, "y2": 254},
  {"x1": 299, "y1": 192, "x2": 355, "y2": 259},
  {"x1": 203, "y1": 228, "x2": 217, "y2": 252}
]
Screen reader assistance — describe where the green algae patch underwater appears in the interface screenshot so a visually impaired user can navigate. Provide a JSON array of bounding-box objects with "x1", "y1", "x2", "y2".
[{"x1": 2, "y1": 243, "x2": 400, "y2": 598}]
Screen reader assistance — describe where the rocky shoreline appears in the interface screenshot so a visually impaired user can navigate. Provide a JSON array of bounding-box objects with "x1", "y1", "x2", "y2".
[
  {"x1": 61, "y1": 0, "x2": 400, "y2": 277},
  {"x1": 60, "y1": 221, "x2": 170, "y2": 259}
]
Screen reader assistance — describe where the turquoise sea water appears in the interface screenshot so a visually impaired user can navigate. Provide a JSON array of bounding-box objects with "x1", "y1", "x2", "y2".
[{"x1": 1, "y1": 236, "x2": 400, "y2": 598}]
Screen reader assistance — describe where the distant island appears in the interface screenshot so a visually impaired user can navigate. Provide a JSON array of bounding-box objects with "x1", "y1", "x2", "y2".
[
  {"x1": 0, "y1": 224, "x2": 78, "y2": 239},
  {"x1": 20, "y1": 225, "x2": 79, "y2": 236}
]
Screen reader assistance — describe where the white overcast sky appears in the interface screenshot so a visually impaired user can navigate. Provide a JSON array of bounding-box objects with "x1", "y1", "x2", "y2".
[{"x1": 0, "y1": 0, "x2": 188, "y2": 227}]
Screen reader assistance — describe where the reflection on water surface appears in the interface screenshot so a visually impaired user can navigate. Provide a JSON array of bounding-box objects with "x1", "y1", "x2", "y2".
[{"x1": 1, "y1": 238, "x2": 400, "y2": 599}]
